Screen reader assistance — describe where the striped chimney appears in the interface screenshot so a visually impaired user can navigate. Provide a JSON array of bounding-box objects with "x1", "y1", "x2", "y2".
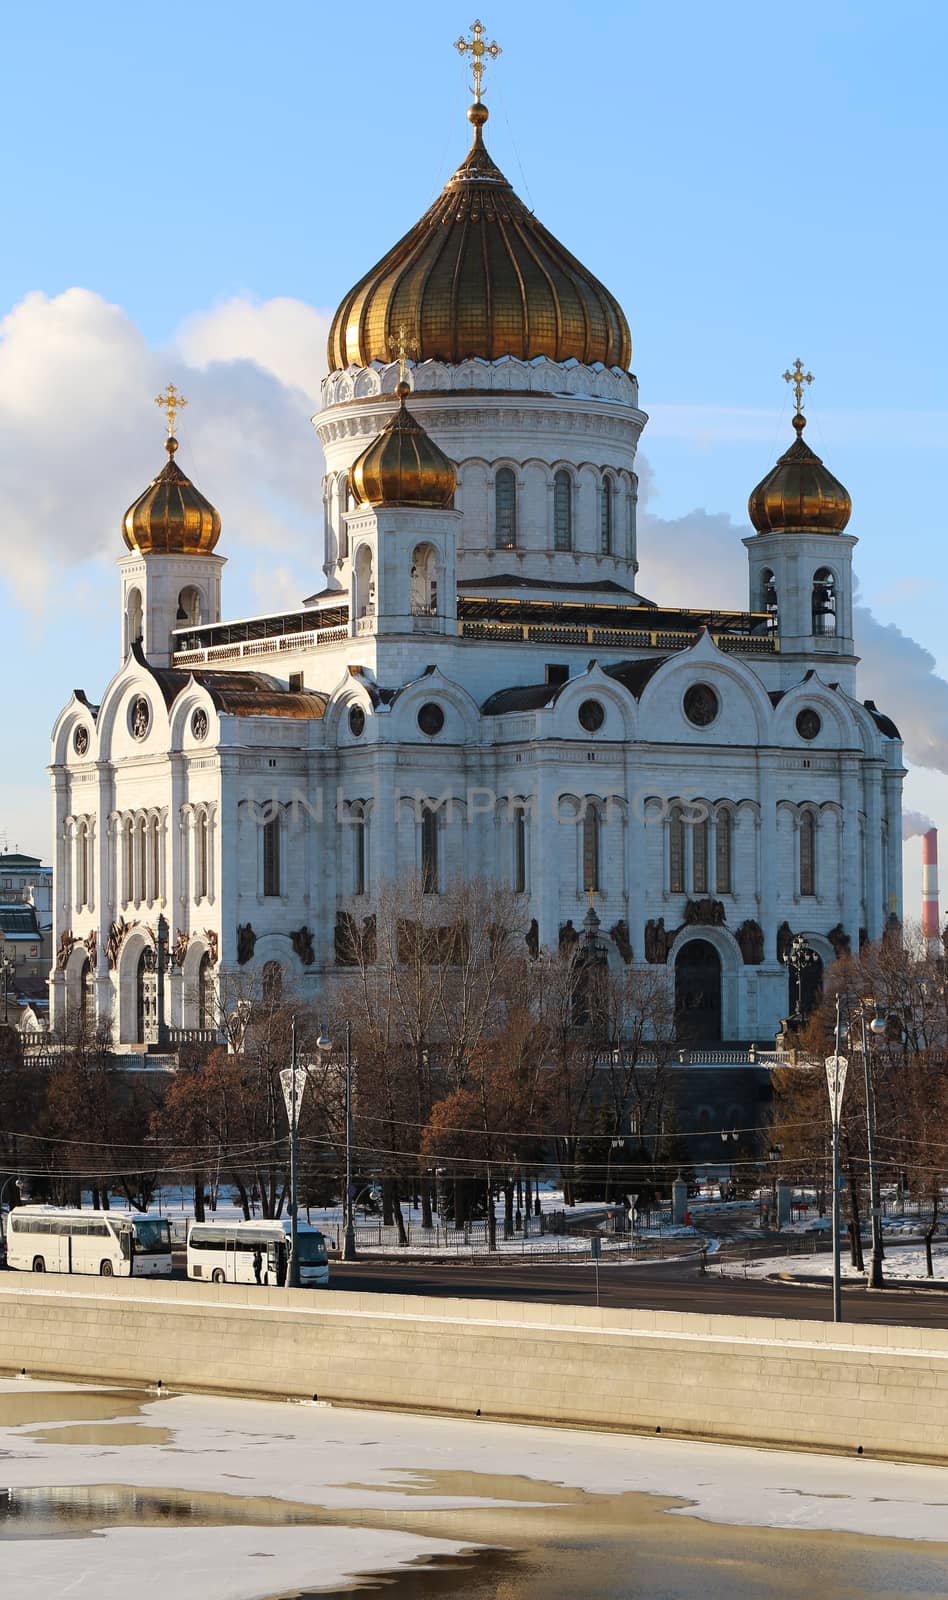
[{"x1": 922, "y1": 828, "x2": 940, "y2": 946}]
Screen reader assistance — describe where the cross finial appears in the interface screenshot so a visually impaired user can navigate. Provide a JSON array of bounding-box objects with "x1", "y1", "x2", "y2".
[
  {"x1": 782, "y1": 358, "x2": 814, "y2": 415},
  {"x1": 388, "y1": 323, "x2": 417, "y2": 389},
  {"x1": 155, "y1": 382, "x2": 187, "y2": 440},
  {"x1": 455, "y1": 19, "x2": 502, "y2": 103}
]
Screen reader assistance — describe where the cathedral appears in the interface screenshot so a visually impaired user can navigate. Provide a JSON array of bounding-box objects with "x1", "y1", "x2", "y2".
[{"x1": 49, "y1": 36, "x2": 904, "y2": 1048}]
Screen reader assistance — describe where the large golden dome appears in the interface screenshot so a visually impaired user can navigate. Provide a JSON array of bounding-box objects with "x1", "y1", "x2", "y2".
[
  {"x1": 748, "y1": 413, "x2": 852, "y2": 536},
  {"x1": 328, "y1": 102, "x2": 631, "y2": 373},
  {"x1": 122, "y1": 436, "x2": 222, "y2": 556},
  {"x1": 349, "y1": 383, "x2": 457, "y2": 508}
]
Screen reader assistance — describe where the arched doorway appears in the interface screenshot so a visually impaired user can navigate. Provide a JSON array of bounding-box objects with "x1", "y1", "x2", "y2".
[
  {"x1": 136, "y1": 948, "x2": 157, "y2": 1045},
  {"x1": 675, "y1": 939, "x2": 722, "y2": 1043}
]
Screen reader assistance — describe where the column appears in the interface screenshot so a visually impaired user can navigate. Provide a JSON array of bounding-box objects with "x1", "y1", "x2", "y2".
[
  {"x1": 864, "y1": 762, "x2": 884, "y2": 941},
  {"x1": 840, "y1": 759, "x2": 860, "y2": 947}
]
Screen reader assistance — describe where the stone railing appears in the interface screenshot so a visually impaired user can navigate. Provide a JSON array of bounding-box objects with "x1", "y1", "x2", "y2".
[
  {"x1": 460, "y1": 621, "x2": 777, "y2": 654},
  {"x1": 173, "y1": 626, "x2": 348, "y2": 668}
]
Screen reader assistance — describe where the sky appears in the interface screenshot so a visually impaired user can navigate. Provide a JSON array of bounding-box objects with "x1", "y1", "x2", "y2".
[{"x1": 0, "y1": 0, "x2": 945, "y2": 918}]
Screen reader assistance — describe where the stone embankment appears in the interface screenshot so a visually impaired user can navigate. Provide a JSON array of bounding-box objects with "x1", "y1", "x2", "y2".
[{"x1": 1, "y1": 1275, "x2": 946, "y2": 1464}]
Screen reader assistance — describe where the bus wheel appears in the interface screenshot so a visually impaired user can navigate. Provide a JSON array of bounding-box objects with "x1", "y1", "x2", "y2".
[
  {"x1": 32, "y1": 1257, "x2": 45, "y2": 1273},
  {"x1": 100, "y1": 1261, "x2": 114, "y2": 1277},
  {"x1": 211, "y1": 1269, "x2": 225, "y2": 1284}
]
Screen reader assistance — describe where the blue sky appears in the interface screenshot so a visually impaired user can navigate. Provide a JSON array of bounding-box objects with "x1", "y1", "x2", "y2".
[{"x1": 1, "y1": 1, "x2": 945, "y2": 916}]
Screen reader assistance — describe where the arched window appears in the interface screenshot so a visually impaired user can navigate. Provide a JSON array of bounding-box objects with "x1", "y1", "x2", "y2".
[
  {"x1": 600, "y1": 478, "x2": 614, "y2": 556},
  {"x1": 421, "y1": 804, "x2": 439, "y2": 895},
  {"x1": 513, "y1": 806, "x2": 527, "y2": 894},
  {"x1": 262, "y1": 961, "x2": 283, "y2": 1006},
  {"x1": 150, "y1": 816, "x2": 160, "y2": 902},
  {"x1": 176, "y1": 586, "x2": 203, "y2": 626},
  {"x1": 812, "y1": 568, "x2": 837, "y2": 636},
  {"x1": 692, "y1": 815, "x2": 709, "y2": 894},
  {"x1": 760, "y1": 568, "x2": 778, "y2": 624},
  {"x1": 263, "y1": 812, "x2": 281, "y2": 897},
  {"x1": 136, "y1": 817, "x2": 148, "y2": 904},
  {"x1": 669, "y1": 806, "x2": 685, "y2": 894},
  {"x1": 195, "y1": 811, "x2": 209, "y2": 900},
  {"x1": 352, "y1": 805, "x2": 367, "y2": 896},
  {"x1": 715, "y1": 809, "x2": 732, "y2": 895},
  {"x1": 410, "y1": 543, "x2": 438, "y2": 616},
  {"x1": 354, "y1": 545, "x2": 374, "y2": 619},
  {"x1": 123, "y1": 818, "x2": 134, "y2": 903},
  {"x1": 582, "y1": 806, "x2": 600, "y2": 894},
  {"x1": 78, "y1": 957, "x2": 92, "y2": 1024},
  {"x1": 553, "y1": 470, "x2": 572, "y2": 551},
  {"x1": 800, "y1": 810, "x2": 816, "y2": 897},
  {"x1": 126, "y1": 588, "x2": 143, "y2": 653},
  {"x1": 76, "y1": 820, "x2": 89, "y2": 909},
  {"x1": 495, "y1": 468, "x2": 517, "y2": 549}
]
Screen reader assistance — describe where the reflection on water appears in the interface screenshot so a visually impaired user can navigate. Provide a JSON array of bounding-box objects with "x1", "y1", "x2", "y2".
[
  {"x1": 0, "y1": 1484, "x2": 326, "y2": 1540},
  {"x1": 0, "y1": 1387, "x2": 154, "y2": 1429}
]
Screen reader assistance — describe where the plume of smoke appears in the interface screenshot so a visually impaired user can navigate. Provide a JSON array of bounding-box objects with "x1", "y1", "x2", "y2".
[{"x1": 902, "y1": 809, "x2": 936, "y2": 840}]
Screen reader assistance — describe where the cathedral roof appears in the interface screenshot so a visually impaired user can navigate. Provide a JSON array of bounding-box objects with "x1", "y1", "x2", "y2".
[
  {"x1": 122, "y1": 435, "x2": 222, "y2": 557},
  {"x1": 135, "y1": 650, "x2": 327, "y2": 719},
  {"x1": 748, "y1": 411, "x2": 851, "y2": 536},
  {"x1": 328, "y1": 100, "x2": 631, "y2": 373},
  {"x1": 349, "y1": 383, "x2": 457, "y2": 508}
]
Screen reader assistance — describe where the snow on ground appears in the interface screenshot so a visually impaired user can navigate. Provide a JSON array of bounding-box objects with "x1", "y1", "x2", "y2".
[
  {"x1": 719, "y1": 1242, "x2": 948, "y2": 1282},
  {"x1": 2, "y1": 1375, "x2": 948, "y2": 1600}
]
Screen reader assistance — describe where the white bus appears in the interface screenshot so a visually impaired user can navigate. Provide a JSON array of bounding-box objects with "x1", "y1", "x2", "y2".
[
  {"x1": 186, "y1": 1219, "x2": 329, "y2": 1287},
  {"x1": 4, "y1": 1206, "x2": 172, "y2": 1277}
]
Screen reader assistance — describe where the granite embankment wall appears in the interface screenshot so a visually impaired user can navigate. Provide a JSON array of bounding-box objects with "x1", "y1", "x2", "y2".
[{"x1": 1, "y1": 1275, "x2": 946, "y2": 1464}]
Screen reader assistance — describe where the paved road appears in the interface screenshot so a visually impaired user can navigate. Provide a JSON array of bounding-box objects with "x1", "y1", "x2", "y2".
[{"x1": 328, "y1": 1257, "x2": 948, "y2": 1328}]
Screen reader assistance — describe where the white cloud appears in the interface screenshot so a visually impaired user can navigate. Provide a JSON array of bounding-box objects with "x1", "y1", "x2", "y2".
[
  {"x1": 0, "y1": 288, "x2": 330, "y2": 613},
  {"x1": 902, "y1": 809, "x2": 935, "y2": 840}
]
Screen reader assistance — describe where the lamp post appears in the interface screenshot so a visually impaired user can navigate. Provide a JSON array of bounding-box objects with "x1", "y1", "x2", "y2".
[
  {"x1": 279, "y1": 1016, "x2": 312, "y2": 1290},
  {"x1": 721, "y1": 1128, "x2": 738, "y2": 1196},
  {"x1": 768, "y1": 1143, "x2": 783, "y2": 1212},
  {"x1": 782, "y1": 933, "x2": 821, "y2": 1025},
  {"x1": 318, "y1": 1021, "x2": 356, "y2": 1261},
  {"x1": 824, "y1": 994, "x2": 849, "y2": 1323},
  {"x1": 858, "y1": 1003, "x2": 887, "y2": 1291},
  {"x1": 0, "y1": 933, "x2": 15, "y2": 1025}
]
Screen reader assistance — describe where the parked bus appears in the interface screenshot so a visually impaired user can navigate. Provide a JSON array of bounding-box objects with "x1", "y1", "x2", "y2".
[
  {"x1": 186, "y1": 1219, "x2": 329, "y2": 1287},
  {"x1": 4, "y1": 1206, "x2": 172, "y2": 1277}
]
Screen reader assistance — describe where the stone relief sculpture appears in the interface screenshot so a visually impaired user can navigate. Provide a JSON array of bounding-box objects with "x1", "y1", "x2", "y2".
[{"x1": 236, "y1": 923, "x2": 256, "y2": 965}]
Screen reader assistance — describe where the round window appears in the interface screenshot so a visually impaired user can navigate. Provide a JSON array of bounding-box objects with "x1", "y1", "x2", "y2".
[
  {"x1": 796, "y1": 708, "x2": 822, "y2": 741},
  {"x1": 578, "y1": 699, "x2": 605, "y2": 733},
  {"x1": 72, "y1": 726, "x2": 89, "y2": 757},
  {"x1": 348, "y1": 705, "x2": 366, "y2": 738},
  {"x1": 417, "y1": 702, "x2": 445, "y2": 737},
  {"x1": 191, "y1": 708, "x2": 208, "y2": 742},
  {"x1": 683, "y1": 683, "x2": 719, "y2": 728},
  {"x1": 129, "y1": 695, "x2": 151, "y2": 741}
]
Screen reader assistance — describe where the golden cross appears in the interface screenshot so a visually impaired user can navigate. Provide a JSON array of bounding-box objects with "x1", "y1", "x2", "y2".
[
  {"x1": 388, "y1": 323, "x2": 417, "y2": 387},
  {"x1": 782, "y1": 358, "x2": 814, "y2": 414},
  {"x1": 455, "y1": 19, "x2": 501, "y2": 102},
  {"x1": 155, "y1": 382, "x2": 187, "y2": 438}
]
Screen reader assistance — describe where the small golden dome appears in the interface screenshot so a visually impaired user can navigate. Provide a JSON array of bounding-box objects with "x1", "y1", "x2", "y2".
[
  {"x1": 122, "y1": 436, "x2": 222, "y2": 556},
  {"x1": 328, "y1": 102, "x2": 631, "y2": 373},
  {"x1": 349, "y1": 383, "x2": 457, "y2": 508},
  {"x1": 748, "y1": 413, "x2": 852, "y2": 536}
]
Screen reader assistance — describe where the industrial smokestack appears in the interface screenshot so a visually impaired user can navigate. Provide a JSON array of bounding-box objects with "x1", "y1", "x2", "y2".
[{"x1": 922, "y1": 828, "x2": 940, "y2": 949}]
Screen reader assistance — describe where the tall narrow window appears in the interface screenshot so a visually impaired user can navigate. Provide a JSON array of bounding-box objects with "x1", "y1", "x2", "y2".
[
  {"x1": 495, "y1": 468, "x2": 517, "y2": 549},
  {"x1": 600, "y1": 478, "x2": 614, "y2": 555},
  {"x1": 123, "y1": 819, "x2": 134, "y2": 903},
  {"x1": 669, "y1": 806, "x2": 685, "y2": 894},
  {"x1": 553, "y1": 470, "x2": 572, "y2": 551},
  {"x1": 582, "y1": 806, "x2": 600, "y2": 894},
  {"x1": 761, "y1": 567, "x2": 778, "y2": 623},
  {"x1": 150, "y1": 816, "x2": 160, "y2": 902},
  {"x1": 353, "y1": 807, "x2": 366, "y2": 896},
  {"x1": 195, "y1": 812, "x2": 209, "y2": 900},
  {"x1": 421, "y1": 805, "x2": 439, "y2": 895},
  {"x1": 263, "y1": 812, "x2": 281, "y2": 897},
  {"x1": 76, "y1": 821, "x2": 88, "y2": 909},
  {"x1": 800, "y1": 810, "x2": 816, "y2": 896},
  {"x1": 513, "y1": 807, "x2": 526, "y2": 894},
  {"x1": 136, "y1": 818, "x2": 148, "y2": 903},
  {"x1": 715, "y1": 809, "x2": 732, "y2": 894},
  {"x1": 693, "y1": 816, "x2": 709, "y2": 894}
]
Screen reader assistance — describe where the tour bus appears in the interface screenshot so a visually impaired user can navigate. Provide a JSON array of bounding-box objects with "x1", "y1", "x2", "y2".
[
  {"x1": 186, "y1": 1219, "x2": 329, "y2": 1287},
  {"x1": 4, "y1": 1206, "x2": 173, "y2": 1277}
]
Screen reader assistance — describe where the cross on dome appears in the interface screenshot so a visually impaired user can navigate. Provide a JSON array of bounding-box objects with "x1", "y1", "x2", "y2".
[
  {"x1": 388, "y1": 323, "x2": 418, "y2": 390},
  {"x1": 455, "y1": 19, "x2": 501, "y2": 103},
  {"x1": 783, "y1": 359, "x2": 813, "y2": 414},
  {"x1": 155, "y1": 382, "x2": 187, "y2": 439}
]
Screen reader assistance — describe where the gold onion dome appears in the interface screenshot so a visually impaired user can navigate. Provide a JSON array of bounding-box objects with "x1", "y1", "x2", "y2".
[
  {"x1": 122, "y1": 435, "x2": 222, "y2": 556},
  {"x1": 328, "y1": 100, "x2": 631, "y2": 372},
  {"x1": 349, "y1": 382, "x2": 457, "y2": 508},
  {"x1": 748, "y1": 412, "x2": 852, "y2": 536}
]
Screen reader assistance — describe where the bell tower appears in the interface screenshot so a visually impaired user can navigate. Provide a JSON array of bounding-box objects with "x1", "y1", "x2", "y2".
[{"x1": 119, "y1": 385, "x2": 224, "y2": 667}]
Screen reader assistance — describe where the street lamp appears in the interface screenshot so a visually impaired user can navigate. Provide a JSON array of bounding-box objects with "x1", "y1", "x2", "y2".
[
  {"x1": 781, "y1": 934, "x2": 821, "y2": 1025},
  {"x1": 721, "y1": 1128, "x2": 738, "y2": 1195},
  {"x1": 768, "y1": 1143, "x2": 783, "y2": 1212},
  {"x1": 279, "y1": 1018, "x2": 317, "y2": 1290},
  {"x1": 317, "y1": 1022, "x2": 356, "y2": 1262},
  {"x1": 824, "y1": 995, "x2": 849, "y2": 1323},
  {"x1": 844, "y1": 1000, "x2": 888, "y2": 1292}
]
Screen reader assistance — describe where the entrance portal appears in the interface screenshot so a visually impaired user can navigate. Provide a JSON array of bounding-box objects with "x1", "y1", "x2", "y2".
[{"x1": 675, "y1": 939, "x2": 722, "y2": 1043}]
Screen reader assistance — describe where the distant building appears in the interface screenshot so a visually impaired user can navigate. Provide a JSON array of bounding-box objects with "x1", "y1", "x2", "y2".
[{"x1": 0, "y1": 852, "x2": 53, "y2": 1028}]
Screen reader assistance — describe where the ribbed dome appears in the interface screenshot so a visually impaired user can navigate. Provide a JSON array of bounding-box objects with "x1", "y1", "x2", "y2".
[
  {"x1": 328, "y1": 103, "x2": 631, "y2": 373},
  {"x1": 748, "y1": 414, "x2": 852, "y2": 536},
  {"x1": 122, "y1": 437, "x2": 222, "y2": 556},
  {"x1": 349, "y1": 383, "x2": 457, "y2": 508}
]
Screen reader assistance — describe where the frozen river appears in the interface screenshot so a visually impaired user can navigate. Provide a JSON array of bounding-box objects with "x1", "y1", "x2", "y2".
[{"x1": 1, "y1": 1376, "x2": 948, "y2": 1598}]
